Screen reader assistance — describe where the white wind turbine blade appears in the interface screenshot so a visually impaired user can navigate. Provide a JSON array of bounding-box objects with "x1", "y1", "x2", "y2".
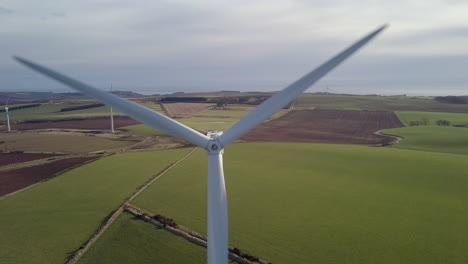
[
  {"x1": 218, "y1": 24, "x2": 388, "y2": 147},
  {"x1": 13, "y1": 56, "x2": 211, "y2": 148}
]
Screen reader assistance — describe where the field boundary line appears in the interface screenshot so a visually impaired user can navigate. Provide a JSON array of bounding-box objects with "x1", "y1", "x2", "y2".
[
  {"x1": 160, "y1": 102, "x2": 169, "y2": 117},
  {"x1": 64, "y1": 147, "x2": 197, "y2": 264}
]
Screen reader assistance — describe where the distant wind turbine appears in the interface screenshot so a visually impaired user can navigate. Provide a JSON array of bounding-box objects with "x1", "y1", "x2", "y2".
[
  {"x1": 110, "y1": 85, "x2": 114, "y2": 133},
  {"x1": 14, "y1": 24, "x2": 387, "y2": 264},
  {"x1": 4, "y1": 98, "x2": 11, "y2": 132}
]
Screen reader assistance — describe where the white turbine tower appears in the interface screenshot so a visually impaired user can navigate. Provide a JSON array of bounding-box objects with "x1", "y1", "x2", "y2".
[
  {"x1": 4, "y1": 98, "x2": 11, "y2": 132},
  {"x1": 110, "y1": 85, "x2": 115, "y2": 133},
  {"x1": 14, "y1": 25, "x2": 387, "y2": 264}
]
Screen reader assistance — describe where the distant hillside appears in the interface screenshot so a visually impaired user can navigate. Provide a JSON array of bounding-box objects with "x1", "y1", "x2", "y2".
[
  {"x1": 434, "y1": 96, "x2": 468, "y2": 104},
  {"x1": 0, "y1": 91, "x2": 145, "y2": 104}
]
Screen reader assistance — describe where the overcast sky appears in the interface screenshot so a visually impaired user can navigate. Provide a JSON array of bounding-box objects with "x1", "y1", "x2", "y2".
[{"x1": 1, "y1": 0, "x2": 468, "y2": 96}]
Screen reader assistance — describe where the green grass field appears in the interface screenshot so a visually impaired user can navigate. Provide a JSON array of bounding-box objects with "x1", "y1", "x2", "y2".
[
  {"x1": 396, "y1": 111, "x2": 468, "y2": 126},
  {"x1": 133, "y1": 143, "x2": 468, "y2": 264},
  {"x1": 0, "y1": 148, "x2": 190, "y2": 264},
  {"x1": 0, "y1": 102, "x2": 163, "y2": 123},
  {"x1": 384, "y1": 126, "x2": 468, "y2": 155},
  {"x1": 0, "y1": 132, "x2": 132, "y2": 153},
  {"x1": 78, "y1": 212, "x2": 207, "y2": 264},
  {"x1": 295, "y1": 94, "x2": 468, "y2": 113}
]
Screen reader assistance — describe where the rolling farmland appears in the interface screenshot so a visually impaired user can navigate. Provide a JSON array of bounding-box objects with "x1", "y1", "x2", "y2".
[
  {"x1": 0, "y1": 148, "x2": 190, "y2": 264},
  {"x1": 0, "y1": 152, "x2": 60, "y2": 167},
  {"x1": 162, "y1": 102, "x2": 215, "y2": 118},
  {"x1": 243, "y1": 109, "x2": 403, "y2": 144},
  {"x1": 0, "y1": 132, "x2": 132, "y2": 153},
  {"x1": 295, "y1": 94, "x2": 468, "y2": 113},
  {"x1": 0, "y1": 156, "x2": 97, "y2": 196},
  {"x1": 12, "y1": 117, "x2": 139, "y2": 131},
  {"x1": 2, "y1": 94, "x2": 468, "y2": 264},
  {"x1": 132, "y1": 143, "x2": 468, "y2": 264}
]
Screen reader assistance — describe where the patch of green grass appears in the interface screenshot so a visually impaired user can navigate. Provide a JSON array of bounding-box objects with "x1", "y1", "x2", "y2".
[
  {"x1": 0, "y1": 132, "x2": 132, "y2": 153},
  {"x1": 178, "y1": 117, "x2": 238, "y2": 132},
  {"x1": 396, "y1": 111, "x2": 468, "y2": 126},
  {"x1": 0, "y1": 148, "x2": 190, "y2": 264},
  {"x1": 133, "y1": 143, "x2": 468, "y2": 264},
  {"x1": 194, "y1": 105, "x2": 255, "y2": 118},
  {"x1": 0, "y1": 102, "x2": 164, "y2": 123},
  {"x1": 120, "y1": 124, "x2": 165, "y2": 136},
  {"x1": 78, "y1": 212, "x2": 207, "y2": 264},
  {"x1": 385, "y1": 126, "x2": 468, "y2": 155},
  {"x1": 0, "y1": 103, "x2": 74, "y2": 122},
  {"x1": 295, "y1": 94, "x2": 468, "y2": 112}
]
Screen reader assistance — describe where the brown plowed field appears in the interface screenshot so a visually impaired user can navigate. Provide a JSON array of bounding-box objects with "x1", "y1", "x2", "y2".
[
  {"x1": 0, "y1": 156, "x2": 97, "y2": 197},
  {"x1": 0, "y1": 153, "x2": 61, "y2": 167},
  {"x1": 162, "y1": 103, "x2": 215, "y2": 118},
  {"x1": 12, "y1": 117, "x2": 139, "y2": 131},
  {"x1": 243, "y1": 109, "x2": 404, "y2": 144}
]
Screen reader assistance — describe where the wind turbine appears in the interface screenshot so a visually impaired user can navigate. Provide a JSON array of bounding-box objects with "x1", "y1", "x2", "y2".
[
  {"x1": 110, "y1": 85, "x2": 115, "y2": 133},
  {"x1": 4, "y1": 98, "x2": 11, "y2": 132},
  {"x1": 13, "y1": 25, "x2": 387, "y2": 264}
]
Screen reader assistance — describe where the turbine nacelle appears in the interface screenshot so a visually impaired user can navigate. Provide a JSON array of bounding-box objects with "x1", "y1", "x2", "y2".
[{"x1": 207, "y1": 131, "x2": 224, "y2": 154}]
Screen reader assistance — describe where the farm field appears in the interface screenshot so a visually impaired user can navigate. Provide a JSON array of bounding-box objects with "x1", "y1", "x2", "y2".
[
  {"x1": 243, "y1": 109, "x2": 403, "y2": 144},
  {"x1": 132, "y1": 143, "x2": 468, "y2": 264},
  {"x1": 12, "y1": 117, "x2": 139, "y2": 131},
  {"x1": 0, "y1": 101, "x2": 162, "y2": 125},
  {"x1": 396, "y1": 111, "x2": 468, "y2": 126},
  {"x1": 295, "y1": 94, "x2": 468, "y2": 113},
  {"x1": 121, "y1": 116, "x2": 236, "y2": 135},
  {"x1": 162, "y1": 102, "x2": 215, "y2": 118},
  {"x1": 384, "y1": 126, "x2": 468, "y2": 155},
  {"x1": 0, "y1": 103, "x2": 75, "y2": 122},
  {"x1": 78, "y1": 212, "x2": 207, "y2": 264},
  {"x1": 0, "y1": 148, "x2": 190, "y2": 264},
  {"x1": 121, "y1": 105, "x2": 287, "y2": 134},
  {"x1": 0, "y1": 156, "x2": 97, "y2": 196},
  {"x1": 193, "y1": 104, "x2": 255, "y2": 118},
  {"x1": 0, "y1": 132, "x2": 132, "y2": 153},
  {"x1": 0, "y1": 152, "x2": 60, "y2": 167}
]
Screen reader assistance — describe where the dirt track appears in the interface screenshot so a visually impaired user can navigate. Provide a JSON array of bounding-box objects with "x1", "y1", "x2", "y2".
[
  {"x1": 243, "y1": 109, "x2": 404, "y2": 144},
  {"x1": 12, "y1": 117, "x2": 139, "y2": 131}
]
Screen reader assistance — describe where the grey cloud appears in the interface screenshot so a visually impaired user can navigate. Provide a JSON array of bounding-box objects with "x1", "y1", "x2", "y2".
[{"x1": 0, "y1": 7, "x2": 14, "y2": 15}]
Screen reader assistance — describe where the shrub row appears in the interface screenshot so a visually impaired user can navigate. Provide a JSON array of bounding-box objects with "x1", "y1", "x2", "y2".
[
  {"x1": 0, "y1": 103, "x2": 41, "y2": 112},
  {"x1": 59, "y1": 103, "x2": 104, "y2": 112},
  {"x1": 152, "y1": 214, "x2": 178, "y2": 228}
]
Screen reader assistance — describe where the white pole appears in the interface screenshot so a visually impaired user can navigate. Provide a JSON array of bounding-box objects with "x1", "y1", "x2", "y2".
[
  {"x1": 5, "y1": 107, "x2": 11, "y2": 132},
  {"x1": 110, "y1": 85, "x2": 114, "y2": 133},
  {"x1": 207, "y1": 148, "x2": 228, "y2": 264},
  {"x1": 110, "y1": 106, "x2": 114, "y2": 133}
]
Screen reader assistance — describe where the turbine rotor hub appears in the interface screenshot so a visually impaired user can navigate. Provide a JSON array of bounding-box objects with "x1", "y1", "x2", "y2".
[{"x1": 207, "y1": 130, "x2": 224, "y2": 154}]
